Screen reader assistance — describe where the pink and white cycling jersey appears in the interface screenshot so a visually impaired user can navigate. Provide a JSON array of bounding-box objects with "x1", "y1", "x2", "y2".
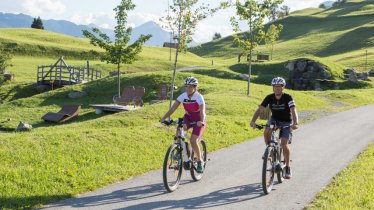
[{"x1": 176, "y1": 92, "x2": 205, "y2": 115}]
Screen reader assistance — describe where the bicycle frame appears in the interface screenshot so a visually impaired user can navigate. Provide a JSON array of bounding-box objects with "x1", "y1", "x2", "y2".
[{"x1": 173, "y1": 118, "x2": 191, "y2": 163}]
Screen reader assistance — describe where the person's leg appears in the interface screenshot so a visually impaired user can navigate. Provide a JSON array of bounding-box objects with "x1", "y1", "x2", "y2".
[
  {"x1": 280, "y1": 137, "x2": 290, "y2": 166},
  {"x1": 190, "y1": 134, "x2": 201, "y2": 161},
  {"x1": 264, "y1": 127, "x2": 272, "y2": 145}
]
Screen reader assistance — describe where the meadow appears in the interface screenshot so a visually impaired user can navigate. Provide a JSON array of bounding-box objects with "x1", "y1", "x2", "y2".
[{"x1": 0, "y1": 0, "x2": 373, "y2": 208}]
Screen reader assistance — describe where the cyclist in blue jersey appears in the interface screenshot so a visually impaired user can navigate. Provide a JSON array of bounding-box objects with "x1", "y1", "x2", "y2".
[{"x1": 250, "y1": 77, "x2": 299, "y2": 179}]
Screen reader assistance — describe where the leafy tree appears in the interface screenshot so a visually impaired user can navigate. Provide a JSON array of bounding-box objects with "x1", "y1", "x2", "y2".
[
  {"x1": 230, "y1": 0, "x2": 282, "y2": 95},
  {"x1": 0, "y1": 45, "x2": 12, "y2": 75},
  {"x1": 268, "y1": 0, "x2": 283, "y2": 22},
  {"x1": 31, "y1": 16, "x2": 44, "y2": 29},
  {"x1": 264, "y1": 24, "x2": 283, "y2": 60},
  {"x1": 82, "y1": 0, "x2": 151, "y2": 98},
  {"x1": 160, "y1": 0, "x2": 219, "y2": 107},
  {"x1": 319, "y1": 3, "x2": 326, "y2": 9},
  {"x1": 333, "y1": 0, "x2": 347, "y2": 7},
  {"x1": 213, "y1": 32, "x2": 222, "y2": 40}
]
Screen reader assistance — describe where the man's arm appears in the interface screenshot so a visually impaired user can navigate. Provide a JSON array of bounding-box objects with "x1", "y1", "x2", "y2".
[
  {"x1": 250, "y1": 105, "x2": 265, "y2": 128},
  {"x1": 290, "y1": 106, "x2": 299, "y2": 129}
]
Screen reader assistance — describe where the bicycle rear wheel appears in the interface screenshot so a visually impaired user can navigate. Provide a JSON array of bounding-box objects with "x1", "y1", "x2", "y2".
[
  {"x1": 262, "y1": 146, "x2": 275, "y2": 194},
  {"x1": 190, "y1": 140, "x2": 207, "y2": 181},
  {"x1": 163, "y1": 144, "x2": 183, "y2": 192},
  {"x1": 277, "y1": 148, "x2": 285, "y2": 183}
]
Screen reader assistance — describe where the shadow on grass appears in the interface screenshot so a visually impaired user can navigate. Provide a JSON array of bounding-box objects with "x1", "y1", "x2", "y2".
[
  {"x1": 0, "y1": 83, "x2": 39, "y2": 102},
  {"x1": 0, "y1": 194, "x2": 71, "y2": 210},
  {"x1": 43, "y1": 182, "x2": 264, "y2": 209},
  {"x1": 229, "y1": 62, "x2": 289, "y2": 86},
  {"x1": 184, "y1": 68, "x2": 241, "y2": 81}
]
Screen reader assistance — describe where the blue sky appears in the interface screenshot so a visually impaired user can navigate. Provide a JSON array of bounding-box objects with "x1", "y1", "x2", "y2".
[{"x1": 0, "y1": 0, "x2": 327, "y2": 43}]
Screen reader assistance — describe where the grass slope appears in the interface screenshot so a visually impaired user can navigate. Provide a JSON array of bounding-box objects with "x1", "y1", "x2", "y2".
[
  {"x1": 306, "y1": 142, "x2": 374, "y2": 209},
  {"x1": 0, "y1": 68, "x2": 374, "y2": 208},
  {"x1": 190, "y1": 0, "x2": 374, "y2": 69}
]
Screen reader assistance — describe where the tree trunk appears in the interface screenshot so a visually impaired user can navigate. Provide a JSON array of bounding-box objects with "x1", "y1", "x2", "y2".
[{"x1": 117, "y1": 62, "x2": 121, "y2": 98}]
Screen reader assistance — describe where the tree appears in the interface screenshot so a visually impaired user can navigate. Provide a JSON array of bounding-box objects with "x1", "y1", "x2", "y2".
[
  {"x1": 319, "y1": 3, "x2": 326, "y2": 9},
  {"x1": 31, "y1": 16, "x2": 44, "y2": 29},
  {"x1": 161, "y1": 0, "x2": 219, "y2": 108},
  {"x1": 213, "y1": 32, "x2": 222, "y2": 40},
  {"x1": 268, "y1": 0, "x2": 283, "y2": 22},
  {"x1": 0, "y1": 45, "x2": 12, "y2": 75},
  {"x1": 230, "y1": 0, "x2": 283, "y2": 96},
  {"x1": 264, "y1": 24, "x2": 283, "y2": 60},
  {"x1": 333, "y1": 0, "x2": 347, "y2": 7},
  {"x1": 82, "y1": 0, "x2": 151, "y2": 98},
  {"x1": 280, "y1": 5, "x2": 290, "y2": 16}
]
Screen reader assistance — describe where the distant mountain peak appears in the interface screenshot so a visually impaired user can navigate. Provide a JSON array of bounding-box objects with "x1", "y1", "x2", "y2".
[{"x1": 0, "y1": 13, "x2": 172, "y2": 47}]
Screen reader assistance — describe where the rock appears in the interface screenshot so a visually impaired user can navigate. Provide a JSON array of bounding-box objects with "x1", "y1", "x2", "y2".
[
  {"x1": 369, "y1": 69, "x2": 374, "y2": 76},
  {"x1": 16, "y1": 121, "x2": 32, "y2": 131},
  {"x1": 344, "y1": 69, "x2": 356, "y2": 75},
  {"x1": 348, "y1": 73, "x2": 357, "y2": 82},
  {"x1": 68, "y1": 91, "x2": 87, "y2": 99},
  {"x1": 110, "y1": 71, "x2": 119, "y2": 77},
  {"x1": 239, "y1": 74, "x2": 249, "y2": 80},
  {"x1": 3, "y1": 73, "x2": 14, "y2": 81},
  {"x1": 284, "y1": 61, "x2": 295, "y2": 71},
  {"x1": 296, "y1": 61, "x2": 307, "y2": 72}
]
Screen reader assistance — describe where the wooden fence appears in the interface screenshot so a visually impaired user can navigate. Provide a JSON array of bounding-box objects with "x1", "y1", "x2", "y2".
[{"x1": 37, "y1": 57, "x2": 102, "y2": 86}]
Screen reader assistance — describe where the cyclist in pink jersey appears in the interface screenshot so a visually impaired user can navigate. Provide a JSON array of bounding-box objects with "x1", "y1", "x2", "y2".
[{"x1": 160, "y1": 77, "x2": 206, "y2": 173}]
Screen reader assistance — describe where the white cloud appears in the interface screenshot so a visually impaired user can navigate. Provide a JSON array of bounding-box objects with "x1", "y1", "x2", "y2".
[
  {"x1": 284, "y1": 0, "x2": 326, "y2": 11},
  {"x1": 22, "y1": 0, "x2": 66, "y2": 16},
  {"x1": 128, "y1": 12, "x2": 161, "y2": 26},
  {"x1": 70, "y1": 12, "x2": 115, "y2": 28}
]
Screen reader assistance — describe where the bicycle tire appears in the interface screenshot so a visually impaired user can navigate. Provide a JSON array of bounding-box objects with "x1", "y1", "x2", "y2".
[
  {"x1": 277, "y1": 148, "x2": 285, "y2": 183},
  {"x1": 163, "y1": 144, "x2": 183, "y2": 192},
  {"x1": 190, "y1": 140, "x2": 207, "y2": 181},
  {"x1": 262, "y1": 146, "x2": 275, "y2": 194}
]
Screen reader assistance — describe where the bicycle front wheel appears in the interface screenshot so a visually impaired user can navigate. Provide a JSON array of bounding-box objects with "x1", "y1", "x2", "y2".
[
  {"x1": 190, "y1": 140, "x2": 207, "y2": 181},
  {"x1": 262, "y1": 146, "x2": 275, "y2": 194},
  {"x1": 163, "y1": 144, "x2": 183, "y2": 192}
]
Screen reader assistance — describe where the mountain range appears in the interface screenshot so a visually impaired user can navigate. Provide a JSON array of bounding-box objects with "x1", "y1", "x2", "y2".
[{"x1": 0, "y1": 12, "x2": 173, "y2": 47}]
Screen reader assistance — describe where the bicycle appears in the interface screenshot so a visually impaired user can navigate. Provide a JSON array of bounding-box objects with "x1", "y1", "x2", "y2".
[
  {"x1": 256, "y1": 123, "x2": 292, "y2": 194},
  {"x1": 161, "y1": 118, "x2": 207, "y2": 192}
]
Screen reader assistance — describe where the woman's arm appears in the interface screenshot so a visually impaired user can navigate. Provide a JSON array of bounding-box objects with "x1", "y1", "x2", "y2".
[{"x1": 160, "y1": 101, "x2": 181, "y2": 122}]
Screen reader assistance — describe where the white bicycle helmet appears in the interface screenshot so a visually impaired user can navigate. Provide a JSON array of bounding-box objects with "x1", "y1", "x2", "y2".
[
  {"x1": 271, "y1": 77, "x2": 286, "y2": 86},
  {"x1": 184, "y1": 77, "x2": 198, "y2": 87}
]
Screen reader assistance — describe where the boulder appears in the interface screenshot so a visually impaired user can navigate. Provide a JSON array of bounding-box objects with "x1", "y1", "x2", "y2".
[
  {"x1": 296, "y1": 60, "x2": 307, "y2": 72},
  {"x1": 3, "y1": 73, "x2": 14, "y2": 81},
  {"x1": 348, "y1": 73, "x2": 357, "y2": 82},
  {"x1": 239, "y1": 74, "x2": 249, "y2": 80},
  {"x1": 16, "y1": 121, "x2": 32, "y2": 131},
  {"x1": 368, "y1": 69, "x2": 374, "y2": 76},
  {"x1": 284, "y1": 61, "x2": 295, "y2": 71},
  {"x1": 286, "y1": 58, "x2": 332, "y2": 91},
  {"x1": 68, "y1": 91, "x2": 87, "y2": 99}
]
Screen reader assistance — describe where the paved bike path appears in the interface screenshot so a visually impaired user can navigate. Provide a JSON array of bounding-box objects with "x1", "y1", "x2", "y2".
[{"x1": 43, "y1": 104, "x2": 374, "y2": 209}]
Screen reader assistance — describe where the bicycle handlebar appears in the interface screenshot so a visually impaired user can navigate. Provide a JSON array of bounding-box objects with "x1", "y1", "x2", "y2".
[
  {"x1": 255, "y1": 123, "x2": 290, "y2": 130},
  {"x1": 161, "y1": 118, "x2": 198, "y2": 127}
]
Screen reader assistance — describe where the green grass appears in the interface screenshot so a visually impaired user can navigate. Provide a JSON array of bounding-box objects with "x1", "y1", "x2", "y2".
[
  {"x1": 306, "y1": 142, "x2": 374, "y2": 209},
  {"x1": 0, "y1": 67, "x2": 374, "y2": 208},
  {"x1": 0, "y1": 1, "x2": 373, "y2": 208},
  {"x1": 190, "y1": 0, "x2": 374, "y2": 70}
]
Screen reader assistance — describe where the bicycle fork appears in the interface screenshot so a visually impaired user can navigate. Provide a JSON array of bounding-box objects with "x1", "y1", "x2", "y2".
[{"x1": 175, "y1": 137, "x2": 190, "y2": 163}]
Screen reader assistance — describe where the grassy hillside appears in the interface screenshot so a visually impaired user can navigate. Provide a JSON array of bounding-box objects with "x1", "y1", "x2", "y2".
[
  {"x1": 0, "y1": 68, "x2": 374, "y2": 208},
  {"x1": 0, "y1": 29, "x2": 212, "y2": 103},
  {"x1": 0, "y1": 2, "x2": 373, "y2": 208},
  {"x1": 190, "y1": 0, "x2": 374, "y2": 69}
]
